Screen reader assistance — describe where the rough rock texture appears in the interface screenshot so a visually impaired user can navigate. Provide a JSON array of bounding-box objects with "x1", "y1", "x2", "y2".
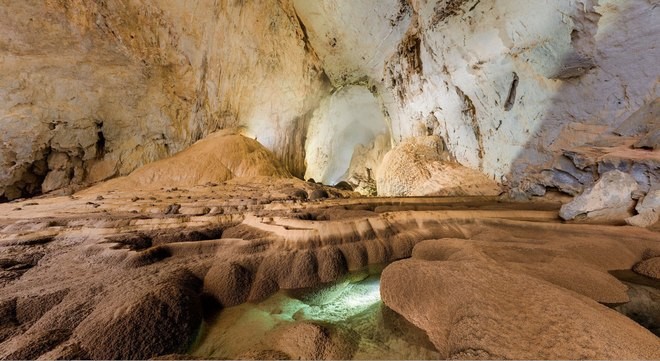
[
  {"x1": 292, "y1": 0, "x2": 412, "y2": 86},
  {"x1": 627, "y1": 186, "x2": 660, "y2": 228},
  {"x1": 3, "y1": 0, "x2": 657, "y2": 200},
  {"x1": 1, "y1": 0, "x2": 328, "y2": 200},
  {"x1": 386, "y1": 0, "x2": 659, "y2": 186},
  {"x1": 90, "y1": 130, "x2": 291, "y2": 192},
  {"x1": 268, "y1": 322, "x2": 358, "y2": 360},
  {"x1": 633, "y1": 257, "x2": 660, "y2": 280},
  {"x1": 560, "y1": 170, "x2": 639, "y2": 222},
  {"x1": 1, "y1": 178, "x2": 658, "y2": 358},
  {"x1": 74, "y1": 270, "x2": 203, "y2": 360},
  {"x1": 377, "y1": 135, "x2": 501, "y2": 196}
]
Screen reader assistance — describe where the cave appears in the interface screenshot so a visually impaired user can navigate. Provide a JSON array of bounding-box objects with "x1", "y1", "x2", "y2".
[{"x1": 0, "y1": 0, "x2": 658, "y2": 360}]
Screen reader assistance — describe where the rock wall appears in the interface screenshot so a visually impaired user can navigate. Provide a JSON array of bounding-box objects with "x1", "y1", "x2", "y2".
[
  {"x1": 292, "y1": 0, "x2": 658, "y2": 193},
  {"x1": 381, "y1": 0, "x2": 659, "y2": 189},
  {"x1": 1, "y1": 0, "x2": 328, "y2": 200},
  {"x1": 1, "y1": 0, "x2": 657, "y2": 199}
]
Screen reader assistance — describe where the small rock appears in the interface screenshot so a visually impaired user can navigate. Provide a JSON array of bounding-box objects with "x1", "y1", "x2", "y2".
[
  {"x1": 633, "y1": 127, "x2": 660, "y2": 149},
  {"x1": 626, "y1": 212, "x2": 659, "y2": 228},
  {"x1": 309, "y1": 189, "x2": 329, "y2": 200},
  {"x1": 165, "y1": 204, "x2": 181, "y2": 215},
  {"x1": 333, "y1": 181, "x2": 354, "y2": 191},
  {"x1": 633, "y1": 257, "x2": 660, "y2": 280},
  {"x1": 290, "y1": 189, "x2": 308, "y2": 200},
  {"x1": 626, "y1": 187, "x2": 660, "y2": 227},
  {"x1": 42, "y1": 170, "x2": 70, "y2": 193}
]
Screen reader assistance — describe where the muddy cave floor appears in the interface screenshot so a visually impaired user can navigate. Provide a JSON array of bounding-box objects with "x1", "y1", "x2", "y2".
[{"x1": 0, "y1": 178, "x2": 659, "y2": 360}]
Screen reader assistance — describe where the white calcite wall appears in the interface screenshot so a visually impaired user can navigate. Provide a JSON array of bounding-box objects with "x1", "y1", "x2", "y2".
[
  {"x1": 382, "y1": 0, "x2": 659, "y2": 187},
  {"x1": 304, "y1": 86, "x2": 389, "y2": 186},
  {"x1": 295, "y1": 0, "x2": 658, "y2": 192},
  {"x1": 292, "y1": 0, "x2": 413, "y2": 86}
]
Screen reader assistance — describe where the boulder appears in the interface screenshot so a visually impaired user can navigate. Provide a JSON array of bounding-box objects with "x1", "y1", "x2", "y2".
[
  {"x1": 268, "y1": 321, "x2": 358, "y2": 360},
  {"x1": 203, "y1": 262, "x2": 253, "y2": 307},
  {"x1": 309, "y1": 189, "x2": 329, "y2": 200},
  {"x1": 41, "y1": 170, "x2": 71, "y2": 193},
  {"x1": 559, "y1": 170, "x2": 639, "y2": 222},
  {"x1": 381, "y1": 258, "x2": 660, "y2": 360}
]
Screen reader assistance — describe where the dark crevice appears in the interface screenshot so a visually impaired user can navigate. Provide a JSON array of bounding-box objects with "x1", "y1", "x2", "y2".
[
  {"x1": 455, "y1": 87, "x2": 484, "y2": 167},
  {"x1": 468, "y1": 0, "x2": 481, "y2": 12},
  {"x1": 504, "y1": 72, "x2": 519, "y2": 111},
  {"x1": 95, "y1": 122, "x2": 106, "y2": 159}
]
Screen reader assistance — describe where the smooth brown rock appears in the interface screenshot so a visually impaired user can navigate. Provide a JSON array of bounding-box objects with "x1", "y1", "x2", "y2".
[{"x1": 381, "y1": 258, "x2": 660, "y2": 360}]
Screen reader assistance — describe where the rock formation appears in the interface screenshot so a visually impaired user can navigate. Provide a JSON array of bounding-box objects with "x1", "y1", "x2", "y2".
[
  {"x1": 376, "y1": 135, "x2": 502, "y2": 197},
  {"x1": 0, "y1": 0, "x2": 658, "y2": 360}
]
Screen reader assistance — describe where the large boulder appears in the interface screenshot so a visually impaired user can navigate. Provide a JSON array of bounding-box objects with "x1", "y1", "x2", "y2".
[
  {"x1": 376, "y1": 136, "x2": 501, "y2": 197},
  {"x1": 559, "y1": 170, "x2": 639, "y2": 222},
  {"x1": 381, "y1": 257, "x2": 660, "y2": 360}
]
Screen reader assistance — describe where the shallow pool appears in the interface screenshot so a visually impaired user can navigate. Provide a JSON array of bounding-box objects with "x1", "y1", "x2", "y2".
[{"x1": 188, "y1": 265, "x2": 440, "y2": 359}]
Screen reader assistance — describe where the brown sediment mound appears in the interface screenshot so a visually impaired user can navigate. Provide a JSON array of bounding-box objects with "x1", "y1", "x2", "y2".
[
  {"x1": 85, "y1": 129, "x2": 292, "y2": 192},
  {"x1": 376, "y1": 136, "x2": 502, "y2": 197},
  {"x1": 267, "y1": 321, "x2": 359, "y2": 360},
  {"x1": 74, "y1": 270, "x2": 203, "y2": 360}
]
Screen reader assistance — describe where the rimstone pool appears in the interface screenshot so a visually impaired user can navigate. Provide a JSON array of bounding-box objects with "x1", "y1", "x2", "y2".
[{"x1": 189, "y1": 265, "x2": 440, "y2": 359}]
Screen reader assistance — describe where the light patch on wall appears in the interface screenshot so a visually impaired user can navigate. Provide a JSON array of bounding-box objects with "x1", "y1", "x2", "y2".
[{"x1": 305, "y1": 85, "x2": 390, "y2": 185}]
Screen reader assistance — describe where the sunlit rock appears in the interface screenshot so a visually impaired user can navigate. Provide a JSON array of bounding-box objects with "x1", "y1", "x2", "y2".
[
  {"x1": 304, "y1": 86, "x2": 389, "y2": 187},
  {"x1": 560, "y1": 170, "x2": 639, "y2": 222}
]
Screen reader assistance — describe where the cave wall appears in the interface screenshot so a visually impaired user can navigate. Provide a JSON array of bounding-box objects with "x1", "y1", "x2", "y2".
[
  {"x1": 1, "y1": 0, "x2": 657, "y2": 199},
  {"x1": 384, "y1": 0, "x2": 659, "y2": 189},
  {"x1": 1, "y1": 0, "x2": 328, "y2": 199},
  {"x1": 298, "y1": 0, "x2": 658, "y2": 191}
]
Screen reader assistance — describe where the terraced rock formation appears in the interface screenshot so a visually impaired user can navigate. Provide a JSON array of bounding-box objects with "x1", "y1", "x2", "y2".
[{"x1": 1, "y1": 179, "x2": 658, "y2": 359}]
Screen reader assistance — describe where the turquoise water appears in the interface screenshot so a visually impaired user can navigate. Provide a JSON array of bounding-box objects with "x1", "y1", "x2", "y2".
[{"x1": 189, "y1": 266, "x2": 439, "y2": 359}]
